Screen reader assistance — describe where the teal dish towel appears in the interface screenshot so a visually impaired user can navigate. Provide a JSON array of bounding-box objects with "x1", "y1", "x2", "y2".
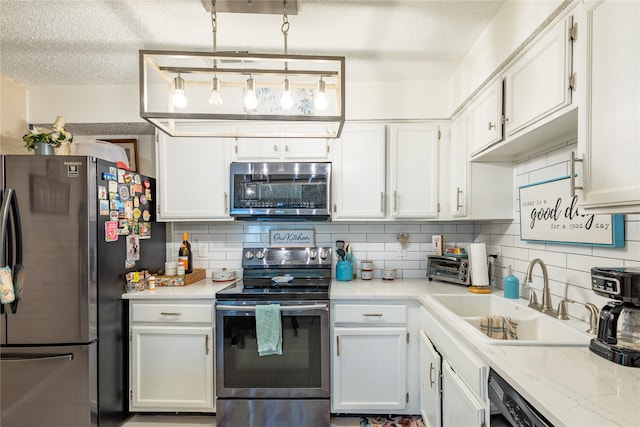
[{"x1": 255, "y1": 304, "x2": 282, "y2": 356}]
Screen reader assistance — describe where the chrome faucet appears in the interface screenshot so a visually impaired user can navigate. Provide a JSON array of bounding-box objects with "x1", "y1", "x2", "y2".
[{"x1": 525, "y1": 258, "x2": 556, "y2": 316}]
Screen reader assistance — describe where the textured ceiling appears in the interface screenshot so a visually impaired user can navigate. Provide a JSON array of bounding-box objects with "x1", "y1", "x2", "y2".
[{"x1": 0, "y1": 0, "x2": 504, "y2": 87}]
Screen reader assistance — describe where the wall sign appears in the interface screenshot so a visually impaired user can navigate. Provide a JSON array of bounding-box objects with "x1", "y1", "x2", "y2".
[
  {"x1": 519, "y1": 176, "x2": 624, "y2": 247},
  {"x1": 270, "y1": 230, "x2": 315, "y2": 247}
]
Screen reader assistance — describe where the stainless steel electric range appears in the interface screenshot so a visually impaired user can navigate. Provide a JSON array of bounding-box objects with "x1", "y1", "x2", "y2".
[{"x1": 215, "y1": 246, "x2": 332, "y2": 427}]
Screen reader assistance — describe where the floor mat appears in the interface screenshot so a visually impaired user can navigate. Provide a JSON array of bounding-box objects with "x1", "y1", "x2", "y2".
[{"x1": 360, "y1": 415, "x2": 425, "y2": 427}]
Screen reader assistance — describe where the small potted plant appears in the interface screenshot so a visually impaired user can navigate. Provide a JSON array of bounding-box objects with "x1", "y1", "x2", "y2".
[{"x1": 23, "y1": 116, "x2": 73, "y2": 155}]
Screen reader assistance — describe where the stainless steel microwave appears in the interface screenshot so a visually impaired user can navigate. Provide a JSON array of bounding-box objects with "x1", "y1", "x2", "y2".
[{"x1": 230, "y1": 162, "x2": 332, "y2": 221}]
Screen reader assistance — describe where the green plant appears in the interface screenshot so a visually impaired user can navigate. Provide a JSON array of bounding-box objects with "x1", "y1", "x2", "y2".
[{"x1": 23, "y1": 127, "x2": 73, "y2": 150}]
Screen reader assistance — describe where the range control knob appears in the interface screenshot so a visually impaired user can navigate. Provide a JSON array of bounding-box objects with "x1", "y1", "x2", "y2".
[
  {"x1": 319, "y1": 249, "x2": 329, "y2": 260},
  {"x1": 244, "y1": 250, "x2": 254, "y2": 260},
  {"x1": 309, "y1": 250, "x2": 318, "y2": 260},
  {"x1": 256, "y1": 250, "x2": 265, "y2": 259}
]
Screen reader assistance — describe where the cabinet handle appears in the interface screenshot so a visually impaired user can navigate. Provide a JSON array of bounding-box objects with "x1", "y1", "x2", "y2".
[
  {"x1": 362, "y1": 313, "x2": 383, "y2": 317},
  {"x1": 160, "y1": 312, "x2": 181, "y2": 316},
  {"x1": 569, "y1": 152, "x2": 583, "y2": 197},
  {"x1": 224, "y1": 192, "x2": 229, "y2": 213},
  {"x1": 488, "y1": 122, "x2": 496, "y2": 130},
  {"x1": 274, "y1": 144, "x2": 278, "y2": 152},
  {"x1": 380, "y1": 192, "x2": 384, "y2": 213},
  {"x1": 333, "y1": 203, "x2": 337, "y2": 213},
  {"x1": 502, "y1": 115, "x2": 509, "y2": 125},
  {"x1": 393, "y1": 190, "x2": 398, "y2": 212},
  {"x1": 429, "y1": 363, "x2": 435, "y2": 388},
  {"x1": 206, "y1": 335, "x2": 210, "y2": 355},
  {"x1": 456, "y1": 187, "x2": 463, "y2": 210},
  {"x1": 285, "y1": 145, "x2": 289, "y2": 152},
  {"x1": 336, "y1": 336, "x2": 340, "y2": 357}
]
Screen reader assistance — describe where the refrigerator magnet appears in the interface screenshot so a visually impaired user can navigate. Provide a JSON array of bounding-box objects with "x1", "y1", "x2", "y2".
[
  {"x1": 99, "y1": 200, "x2": 109, "y2": 216},
  {"x1": 105, "y1": 221, "x2": 118, "y2": 242},
  {"x1": 98, "y1": 186, "x2": 107, "y2": 200}
]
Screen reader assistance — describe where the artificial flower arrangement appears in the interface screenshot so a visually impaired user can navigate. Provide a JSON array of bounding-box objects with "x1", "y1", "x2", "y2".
[{"x1": 22, "y1": 116, "x2": 73, "y2": 151}]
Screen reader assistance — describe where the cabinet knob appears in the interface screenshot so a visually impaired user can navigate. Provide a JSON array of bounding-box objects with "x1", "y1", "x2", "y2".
[{"x1": 488, "y1": 122, "x2": 496, "y2": 130}]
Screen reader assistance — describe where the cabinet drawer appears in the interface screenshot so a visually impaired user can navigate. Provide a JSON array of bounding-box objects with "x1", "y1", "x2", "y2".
[
  {"x1": 131, "y1": 303, "x2": 214, "y2": 324},
  {"x1": 334, "y1": 304, "x2": 407, "y2": 325}
]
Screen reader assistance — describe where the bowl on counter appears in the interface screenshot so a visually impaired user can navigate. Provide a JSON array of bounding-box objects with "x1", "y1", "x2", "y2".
[
  {"x1": 212, "y1": 268, "x2": 237, "y2": 282},
  {"x1": 382, "y1": 268, "x2": 396, "y2": 280}
]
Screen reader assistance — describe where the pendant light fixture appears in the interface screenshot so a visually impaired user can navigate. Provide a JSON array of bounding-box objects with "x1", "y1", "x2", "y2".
[
  {"x1": 208, "y1": 1, "x2": 223, "y2": 108},
  {"x1": 172, "y1": 74, "x2": 187, "y2": 108},
  {"x1": 139, "y1": 0, "x2": 345, "y2": 138}
]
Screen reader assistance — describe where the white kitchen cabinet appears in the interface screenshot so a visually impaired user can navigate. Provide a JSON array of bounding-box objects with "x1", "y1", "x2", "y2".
[
  {"x1": 156, "y1": 131, "x2": 230, "y2": 220},
  {"x1": 503, "y1": 14, "x2": 575, "y2": 138},
  {"x1": 447, "y1": 111, "x2": 514, "y2": 220},
  {"x1": 467, "y1": 78, "x2": 504, "y2": 156},
  {"x1": 332, "y1": 302, "x2": 419, "y2": 414},
  {"x1": 332, "y1": 123, "x2": 386, "y2": 220},
  {"x1": 388, "y1": 124, "x2": 440, "y2": 219},
  {"x1": 441, "y1": 361, "x2": 485, "y2": 427},
  {"x1": 129, "y1": 301, "x2": 215, "y2": 413},
  {"x1": 232, "y1": 125, "x2": 331, "y2": 161},
  {"x1": 420, "y1": 306, "x2": 488, "y2": 427},
  {"x1": 419, "y1": 331, "x2": 441, "y2": 427},
  {"x1": 575, "y1": 0, "x2": 640, "y2": 213},
  {"x1": 333, "y1": 326, "x2": 408, "y2": 411}
]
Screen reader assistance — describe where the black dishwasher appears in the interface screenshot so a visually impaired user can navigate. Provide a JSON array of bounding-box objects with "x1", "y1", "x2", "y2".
[{"x1": 488, "y1": 369, "x2": 554, "y2": 427}]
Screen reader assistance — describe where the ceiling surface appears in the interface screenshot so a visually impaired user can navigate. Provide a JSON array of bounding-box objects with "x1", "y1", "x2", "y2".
[{"x1": 0, "y1": 0, "x2": 505, "y2": 87}]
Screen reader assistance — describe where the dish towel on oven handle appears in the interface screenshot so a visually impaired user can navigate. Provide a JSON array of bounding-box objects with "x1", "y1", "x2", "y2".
[{"x1": 255, "y1": 303, "x2": 283, "y2": 356}]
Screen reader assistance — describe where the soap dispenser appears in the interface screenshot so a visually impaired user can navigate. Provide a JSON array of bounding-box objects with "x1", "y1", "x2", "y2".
[{"x1": 503, "y1": 265, "x2": 520, "y2": 299}]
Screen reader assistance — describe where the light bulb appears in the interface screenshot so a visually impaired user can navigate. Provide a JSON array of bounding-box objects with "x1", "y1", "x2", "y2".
[
  {"x1": 172, "y1": 75, "x2": 187, "y2": 109},
  {"x1": 314, "y1": 79, "x2": 327, "y2": 111},
  {"x1": 244, "y1": 77, "x2": 258, "y2": 110},
  {"x1": 208, "y1": 77, "x2": 223, "y2": 108},
  {"x1": 280, "y1": 78, "x2": 293, "y2": 111}
]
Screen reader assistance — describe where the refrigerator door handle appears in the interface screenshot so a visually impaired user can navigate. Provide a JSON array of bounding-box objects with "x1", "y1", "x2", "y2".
[
  {"x1": 9, "y1": 187, "x2": 23, "y2": 314},
  {"x1": 0, "y1": 188, "x2": 22, "y2": 314},
  {"x1": 2, "y1": 353, "x2": 74, "y2": 362}
]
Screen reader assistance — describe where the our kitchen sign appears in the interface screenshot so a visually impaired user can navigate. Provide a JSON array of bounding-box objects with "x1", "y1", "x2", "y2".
[
  {"x1": 519, "y1": 176, "x2": 624, "y2": 247},
  {"x1": 270, "y1": 230, "x2": 315, "y2": 247}
]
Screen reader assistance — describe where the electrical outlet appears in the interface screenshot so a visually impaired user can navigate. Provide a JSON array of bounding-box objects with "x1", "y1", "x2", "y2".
[{"x1": 399, "y1": 248, "x2": 407, "y2": 257}]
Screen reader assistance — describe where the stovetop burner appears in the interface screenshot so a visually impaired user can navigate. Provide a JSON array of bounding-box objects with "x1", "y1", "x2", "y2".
[{"x1": 216, "y1": 246, "x2": 332, "y2": 301}]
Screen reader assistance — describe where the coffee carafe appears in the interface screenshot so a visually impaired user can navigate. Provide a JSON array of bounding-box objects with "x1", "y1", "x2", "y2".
[{"x1": 589, "y1": 267, "x2": 640, "y2": 367}]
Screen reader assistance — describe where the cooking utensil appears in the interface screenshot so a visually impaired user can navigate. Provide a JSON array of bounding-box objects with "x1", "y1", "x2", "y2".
[{"x1": 336, "y1": 240, "x2": 345, "y2": 260}]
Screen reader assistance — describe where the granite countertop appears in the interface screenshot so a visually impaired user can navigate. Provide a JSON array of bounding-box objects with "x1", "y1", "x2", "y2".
[{"x1": 122, "y1": 277, "x2": 639, "y2": 425}]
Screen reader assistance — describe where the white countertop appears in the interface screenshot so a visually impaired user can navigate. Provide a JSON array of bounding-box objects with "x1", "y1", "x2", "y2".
[
  {"x1": 122, "y1": 277, "x2": 640, "y2": 426},
  {"x1": 121, "y1": 279, "x2": 234, "y2": 299}
]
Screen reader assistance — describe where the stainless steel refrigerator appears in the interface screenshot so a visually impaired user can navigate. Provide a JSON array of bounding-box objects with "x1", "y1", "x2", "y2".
[{"x1": 0, "y1": 155, "x2": 166, "y2": 426}]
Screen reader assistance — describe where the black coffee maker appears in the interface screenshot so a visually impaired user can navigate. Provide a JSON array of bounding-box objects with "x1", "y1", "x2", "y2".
[{"x1": 589, "y1": 267, "x2": 640, "y2": 367}]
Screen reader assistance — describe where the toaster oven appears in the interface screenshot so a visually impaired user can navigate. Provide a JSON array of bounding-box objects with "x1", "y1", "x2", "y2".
[{"x1": 427, "y1": 255, "x2": 470, "y2": 286}]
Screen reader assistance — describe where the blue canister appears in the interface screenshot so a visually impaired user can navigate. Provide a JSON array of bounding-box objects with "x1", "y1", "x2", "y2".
[
  {"x1": 503, "y1": 265, "x2": 520, "y2": 299},
  {"x1": 336, "y1": 261, "x2": 353, "y2": 281}
]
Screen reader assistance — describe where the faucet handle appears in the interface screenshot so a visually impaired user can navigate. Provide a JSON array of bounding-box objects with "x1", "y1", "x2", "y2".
[
  {"x1": 584, "y1": 303, "x2": 600, "y2": 335},
  {"x1": 557, "y1": 299, "x2": 570, "y2": 320},
  {"x1": 522, "y1": 282, "x2": 541, "y2": 310}
]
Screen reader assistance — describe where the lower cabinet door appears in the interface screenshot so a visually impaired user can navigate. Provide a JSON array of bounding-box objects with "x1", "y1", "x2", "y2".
[
  {"x1": 130, "y1": 325, "x2": 214, "y2": 412},
  {"x1": 420, "y1": 331, "x2": 441, "y2": 427},
  {"x1": 441, "y1": 361, "x2": 485, "y2": 427},
  {"x1": 332, "y1": 326, "x2": 408, "y2": 412}
]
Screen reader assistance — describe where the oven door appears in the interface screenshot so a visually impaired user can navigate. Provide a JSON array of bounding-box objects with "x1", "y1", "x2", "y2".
[{"x1": 215, "y1": 300, "x2": 330, "y2": 399}]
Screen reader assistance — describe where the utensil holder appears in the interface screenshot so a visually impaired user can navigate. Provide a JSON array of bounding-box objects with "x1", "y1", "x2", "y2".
[{"x1": 336, "y1": 261, "x2": 353, "y2": 281}]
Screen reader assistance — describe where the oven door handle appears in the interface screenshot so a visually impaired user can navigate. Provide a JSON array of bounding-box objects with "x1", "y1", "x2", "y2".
[{"x1": 216, "y1": 304, "x2": 329, "y2": 312}]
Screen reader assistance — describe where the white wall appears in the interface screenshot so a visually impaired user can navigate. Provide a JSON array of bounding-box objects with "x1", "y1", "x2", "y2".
[{"x1": 0, "y1": 75, "x2": 29, "y2": 154}]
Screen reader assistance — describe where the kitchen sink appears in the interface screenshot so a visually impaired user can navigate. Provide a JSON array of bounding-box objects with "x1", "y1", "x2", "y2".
[{"x1": 428, "y1": 294, "x2": 592, "y2": 346}]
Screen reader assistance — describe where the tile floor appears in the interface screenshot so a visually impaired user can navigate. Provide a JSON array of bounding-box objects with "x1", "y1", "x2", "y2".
[{"x1": 122, "y1": 414, "x2": 362, "y2": 426}]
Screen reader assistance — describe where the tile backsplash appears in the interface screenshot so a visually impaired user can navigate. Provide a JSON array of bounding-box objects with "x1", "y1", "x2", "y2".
[{"x1": 167, "y1": 140, "x2": 640, "y2": 324}]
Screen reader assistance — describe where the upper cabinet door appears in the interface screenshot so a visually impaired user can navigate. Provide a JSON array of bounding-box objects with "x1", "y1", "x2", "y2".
[
  {"x1": 467, "y1": 78, "x2": 504, "y2": 157},
  {"x1": 576, "y1": 0, "x2": 640, "y2": 212},
  {"x1": 503, "y1": 15, "x2": 575, "y2": 137},
  {"x1": 449, "y1": 112, "x2": 469, "y2": 218},
  {"x1": 389, "y1": 124, "x2": 440, "y2": 219},
  {"x1": 332, "y1": 123, "x2": 386, "y2": 220},
  {"x1": 232, "y1": 125, "x2": 331, "y2": 161},
  {"x1": 156, "y1": 132, "x2": 230, "y2": 220}
]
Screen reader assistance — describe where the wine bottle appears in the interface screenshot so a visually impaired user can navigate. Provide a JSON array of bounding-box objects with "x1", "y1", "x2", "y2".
[{"x1": 178, "y1": 232, "x2": 193, "y2": 274}]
